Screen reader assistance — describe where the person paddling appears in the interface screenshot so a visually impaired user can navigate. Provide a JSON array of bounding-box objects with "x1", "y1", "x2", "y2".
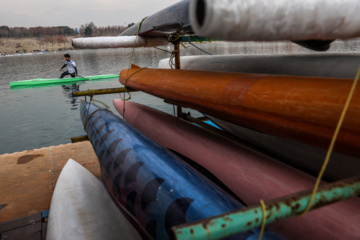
[{"x1": 59, "y1": 53, "x2": 78, "y2": 78}]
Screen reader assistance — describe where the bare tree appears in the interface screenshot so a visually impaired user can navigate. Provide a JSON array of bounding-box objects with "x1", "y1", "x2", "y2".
[
  {"x1": 15, "y1": 43, "x2": 22, "y2": 52},
  {"x1": 50, "y1": 36, "x2": 55, "y2": 51},
  {"x1": 63, "y1": 36, "x2": 68, "y2": 49},
  {"x1": 0, "y1": 24, "x2": 127, "y2": 38},
  {"x1": 56, "y1": 35, "x2": 66, "y2": 49},
  {"x1": 22, "y1": 43, "x2": 28, "y2": 53},
  {"x1": 0, "y1": 26, "x2": 10, "y2": 38},
  {"x1": 42, "y1": 35, "x2": 52, "y2": 50},
  {"x1": 36, "y1": 37, "x2": 44, "y2": 50},
  {"x1": 0, "y1": 38, "x2": 4, "y2": 54}
]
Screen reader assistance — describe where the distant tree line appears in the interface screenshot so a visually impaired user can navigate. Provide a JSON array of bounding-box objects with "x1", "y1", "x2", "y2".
[
  {"x1": 0, "y1": 26, "x2": 75, "y2": 38},
  {"x1": 0, "y1": 22, "x2": 129, "y2": 38},
  {"x1": 79, "y1": 22, "x2": 128, "y2": 37}
]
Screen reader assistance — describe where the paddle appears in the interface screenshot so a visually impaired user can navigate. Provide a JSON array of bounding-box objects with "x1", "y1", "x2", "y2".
[
  {"x1": 77, "y1": 75, "x2": 90, "y2": 81},
  {"x1": 59, "y1": 69, "x2": 87, "y2": 80}
]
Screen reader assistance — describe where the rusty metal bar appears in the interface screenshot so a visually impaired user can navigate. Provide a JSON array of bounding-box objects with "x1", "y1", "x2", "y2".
[
  {"x1": 177, "y1": 105, "x2": 182, "y2": 118},
  {"x1": 71, "y1": 135, "x2": 89, "y2": 143},
  {"x1": 72, "y1": 87, "x2": 137, "y2": 97},
  {"x1": 172, "y1": 176, "x2": 360, "y2": 240},
  {"x1": 174, "y1": 44, "x2": 181, "y2": 69},
  {"x1": 173, "y1": 43, "x2": 183, "y2": 118}
]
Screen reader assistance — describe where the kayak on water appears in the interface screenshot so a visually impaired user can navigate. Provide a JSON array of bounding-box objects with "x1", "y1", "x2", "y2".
[{"x1": 9, "y1": 74, "x2": 119, "y2": 86}]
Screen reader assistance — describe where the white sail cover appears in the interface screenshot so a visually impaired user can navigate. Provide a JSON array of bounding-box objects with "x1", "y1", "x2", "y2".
[
  {"x1": 158, "y1": 54, "x2": 360, "y2": 79},
  {"x1": 72, "y1": 36, "x2": 169, "y2": 49},
  {"x1": 189, "y1": 0, "x2": 360, "y2": 41}
]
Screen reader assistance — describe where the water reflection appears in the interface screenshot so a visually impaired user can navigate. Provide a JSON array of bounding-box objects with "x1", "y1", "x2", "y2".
[{"x1": 61, "y1": 83, "x2": 80, "y2": 110}]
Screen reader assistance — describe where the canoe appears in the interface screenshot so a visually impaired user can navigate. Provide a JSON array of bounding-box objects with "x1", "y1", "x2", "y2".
[
  {"x1": 10, "y1": 81, "x2": 84, "y2": 90},
  {"x1": 113, "y1": 99, "x2": 360, "y2": 240},
  {"x1": 73, "y1": 0, "x2": 191, "y2": 50},
  {"x1": 121, "y1": 0, "x2": 192, "y2": 37},
  {"x1": 119, "y1": 64, "x2": 360, "y2": 158},
  {"x1": 9, "y1": 74, "x2": 119, "y2": 86},
  {"x1": 158, "y1": 54, "x2": 360, "y2": 180},
  {"x1": 79, "y1": 100, "x2": 284, "y2": 240},
  {"x1": 46, "y1": 159, "x2": 142, "y2": 240},
  {"x1": 120, "y1": 0, "x2": 325, "y2": 51},
  {"x1": 205, "y1": 115, "x2": 360, "y2": 181},
  {"x1": 158, "y1": 53, "x2": 360, "y2": 79}
]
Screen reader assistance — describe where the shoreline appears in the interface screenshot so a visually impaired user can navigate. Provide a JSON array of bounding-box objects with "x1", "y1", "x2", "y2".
[
  {"x1": 0, "y1": 141, "x2": 100, "y2": 223},
  {"x1": 0, "y1": 37, "x2": 75, "y2": 54}
]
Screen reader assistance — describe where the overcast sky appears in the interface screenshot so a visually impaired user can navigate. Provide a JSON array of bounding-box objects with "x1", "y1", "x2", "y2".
[{"x1": 0, "y1": 0, "x2": 180, "y2": 28}]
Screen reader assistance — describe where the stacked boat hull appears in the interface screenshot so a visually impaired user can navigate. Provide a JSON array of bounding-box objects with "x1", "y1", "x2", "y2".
[
  {"x1": 159, "y1": 54, "x2": 360, "y2": 180},
  {"x1": 80, "y1": 100, "x2": 283, "y2": 240},
  {"x1": 119, "y1": 64, "x2": 360, "y2": 158},
  {"x1": 114, "y1": 99, "x2": 360, "y2": 240}
]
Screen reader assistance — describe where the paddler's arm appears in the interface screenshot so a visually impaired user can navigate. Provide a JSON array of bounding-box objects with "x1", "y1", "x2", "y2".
[{"x1": 59, "y1": 64, "x2": 67, "y2": 71}]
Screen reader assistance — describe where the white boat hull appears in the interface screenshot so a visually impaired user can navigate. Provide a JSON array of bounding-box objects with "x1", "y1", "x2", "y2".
[{"x1": 46, "y1": 159, "x2": 141, "y2": 240}]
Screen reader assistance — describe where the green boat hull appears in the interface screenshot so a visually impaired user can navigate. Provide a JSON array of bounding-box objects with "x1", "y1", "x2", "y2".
[{"x1": 9, "y1": 74, "x2": 119, "y2": 86}]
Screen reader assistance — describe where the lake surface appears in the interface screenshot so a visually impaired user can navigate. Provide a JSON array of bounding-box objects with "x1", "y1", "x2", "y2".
[{"x1": 0, "y1": 40, "x2": 359, "y2": 155}]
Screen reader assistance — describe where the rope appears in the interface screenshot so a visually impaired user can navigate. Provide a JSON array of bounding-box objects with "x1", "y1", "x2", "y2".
[
  {"x1": 122, "y1": 16, "x2": 147, "y2": 119},
  {"x1": 154, "y1": 46, "x2": 172, "y2": 54},
  {"x1": 184, "y1": 35, "x2": 213, "y2": 55},
  {"x1": 189, "y1": 35, "x2": 211, "y2": 43},
  {"x1": 83, "y1": 89, "x2": 111, "y2": 131},
  {"x1": 169, "y1": 33, "x2": 184, "y2": 42},
  {"x1": 121, "y1": 67, "x2": 147, "y2": 107},
  {"x1": 188, "y1": 41, "x2": 213, "y2": 55},
  {"x1": 257, "y1": 65, "x2": 360, "y2": 239},
  {"x1": 258, "y1": 200, "x2": 267, "y2": 240},
  {"x1": 180, "y1": 42, "x2": 187, "y2": 49},
  {"x1": 298, "y1": 65, "x2": 360, "y2": 216},
  {"x1": 126, "y1": 67, "x2": 147, "y2": 80},
  {"x1": 169, "y1": 50, "x2": 177, "y2": 69},
  {"x1": 167, "y1": 33, "x2": 183, "y2": 69}
]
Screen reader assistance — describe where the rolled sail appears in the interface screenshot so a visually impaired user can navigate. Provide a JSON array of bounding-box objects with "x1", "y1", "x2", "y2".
[
  {"x1": 189, "y1": 0, "x2": 360, "y2": 41},
  {"x1": 158, "y1": 54, "x2": 360, "y2": 79},
  {"x1": 72, "y1": 36, "x2": 169, "y2": 49}
]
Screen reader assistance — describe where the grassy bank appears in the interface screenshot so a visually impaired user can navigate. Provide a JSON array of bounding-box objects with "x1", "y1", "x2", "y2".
[{"x1": 0, "y1": 37, "x2": 75, "y2": 54}]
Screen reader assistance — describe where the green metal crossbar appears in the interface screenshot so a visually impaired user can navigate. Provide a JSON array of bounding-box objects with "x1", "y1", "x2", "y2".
[{"x1": 172, "y1": 176, "x2": 360, "y2": 240}]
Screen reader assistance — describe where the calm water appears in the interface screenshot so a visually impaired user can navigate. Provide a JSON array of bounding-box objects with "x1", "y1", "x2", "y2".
[{"x1": 0, "y1": 40, "x2": 359, "y2": 155}]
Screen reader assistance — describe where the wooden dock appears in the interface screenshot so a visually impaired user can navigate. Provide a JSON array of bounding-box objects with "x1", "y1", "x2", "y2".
[{"x1": 0, "y1": 141, "x2": 100, "y2": 226}]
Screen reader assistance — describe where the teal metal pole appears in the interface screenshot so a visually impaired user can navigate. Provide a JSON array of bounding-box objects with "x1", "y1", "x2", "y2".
[{"x1": 172, "y1": 176, "x2": 360, "y2": 240}]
